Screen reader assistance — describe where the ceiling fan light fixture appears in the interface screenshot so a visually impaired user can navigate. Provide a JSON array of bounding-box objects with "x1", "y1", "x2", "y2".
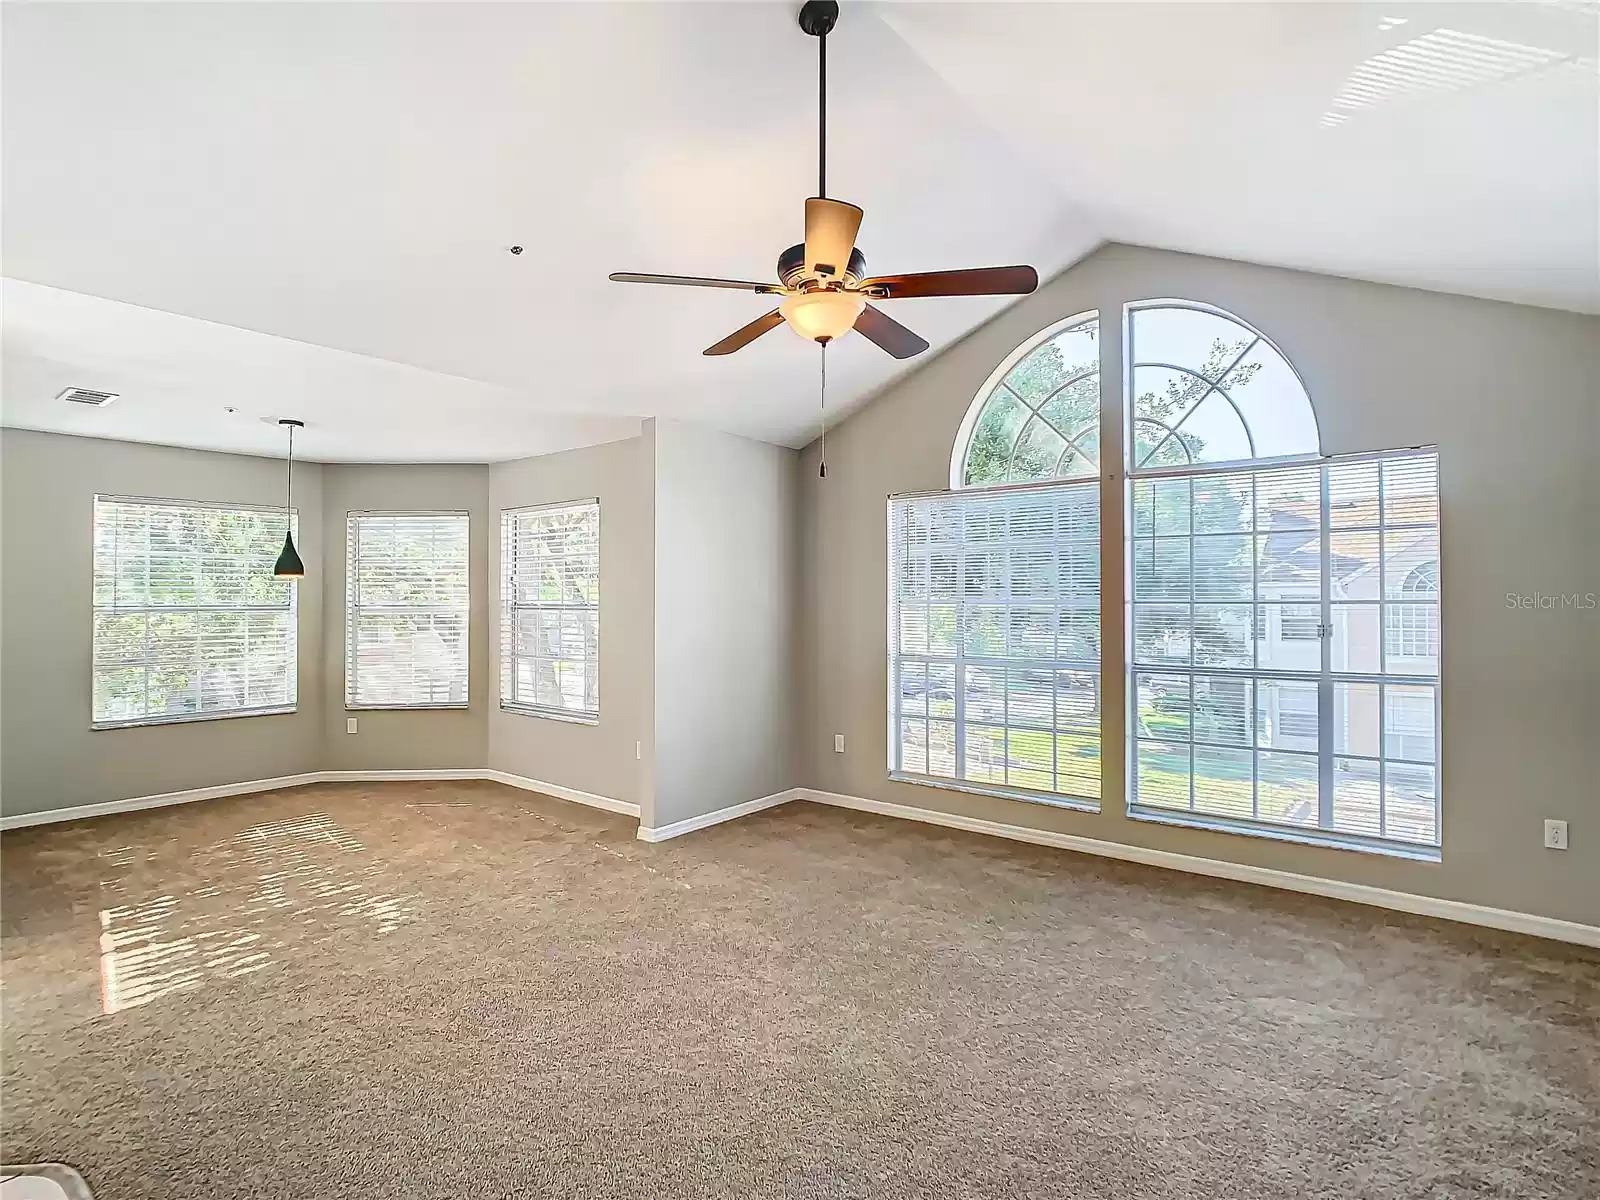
[
  {"x1": 780, "y1": 289, "x2": 865, "y2": 342},
  {"x1": 605, "y1": 1, "x2": 1035, "y2": 360}
]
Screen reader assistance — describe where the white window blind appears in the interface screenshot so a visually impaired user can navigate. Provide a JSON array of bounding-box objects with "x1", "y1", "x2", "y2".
[
  {"x1": 500, "y1": 500, "x2": 599, "y2": 722},
  {"x1": 92, "y1": 496, "x2": 297, "y2": 729},
  {"x1": 345, "y1": 511, "x2": 470, "y2": 709},
  {"x1": 1129, "y1": 449, "x2": 1440, "y2": 851},
  {"x1": 889, "y1": 480, "x2": 1101, "y2": 806}
]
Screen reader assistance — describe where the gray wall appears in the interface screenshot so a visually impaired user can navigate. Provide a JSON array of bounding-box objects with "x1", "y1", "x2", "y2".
[
  {"x1": 649, "y1": 419, "x2": 797, "y2": 830},
  {"x1": 0, "y1": 430, "x2": 653, "y2": 817},
  {"x1": 321, "y1": 464, "x2": 491, "y2": 771},
  {"x1": 487, "y1": 436, "x2": 652, "y2": 805},
  {"x1": 798, "y1": 242, "x2": 1600, "y2": 927},
  {"x1": 0, "y1": 429, "x2": 326, "y2": 816}
]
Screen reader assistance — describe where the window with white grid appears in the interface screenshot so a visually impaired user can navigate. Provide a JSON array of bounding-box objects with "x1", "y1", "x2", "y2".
[
  {"x1": 1124, "y1": 300, "x2": 1441, "y2": 855},
  {"x1": 1385, "y1": 561, "x2": 1439, "y2": 659},
  {"x1": 1129, "y1": 452, "x2": 1441, "y2": 852},
  {"x1": 500, "y1": 500, "x2": 599, "y2": 722},
  {"x1": 345, "y1": 512, "x2": 470, "y2": 709},
  {"x1": 92, "y1": 496, "x2": 297, "y2": 729},
  {"x1": 888, "y1": 481, "x2": 1101, "y2": 807}
]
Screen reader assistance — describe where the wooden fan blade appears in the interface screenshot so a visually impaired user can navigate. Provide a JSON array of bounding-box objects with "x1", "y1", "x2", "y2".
[
  {"x1": 858, "y1": 265, "x2": 1038, "y2": 299},
  {"x1": 854, "y1": 304, "x2": 929, "y2": 360},
  {"x1": 610, "y1": 272, "x2": 783, "y2": 294},
  {"x1": 704, "y1": 310, "x2": 786, "y2": 356},
  {"x1": 803, "y1": 198, "x2": 864, "y2": 283}
]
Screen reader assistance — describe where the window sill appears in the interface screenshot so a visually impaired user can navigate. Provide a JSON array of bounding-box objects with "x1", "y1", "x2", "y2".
[
  {"x1": 345, "y1": 703, "x2": 470, "y2": 712},
  {"x1": 500, "y1": 703, "x2": 599, "y2": 727},
  {"x1": 889, "y1": 772, "x2": 1100, "y2": 814},
  {"x1": 91, "y1": 705, "x2": 297, "y2": 731},
  {"x1": 1128, "y1": 805, "x2": 1441, "y2": 863}
]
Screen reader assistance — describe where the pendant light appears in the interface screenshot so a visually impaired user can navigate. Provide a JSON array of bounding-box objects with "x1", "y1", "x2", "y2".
[{"x1": 273, "y1": 418, "x2": 305, "y2": 579}]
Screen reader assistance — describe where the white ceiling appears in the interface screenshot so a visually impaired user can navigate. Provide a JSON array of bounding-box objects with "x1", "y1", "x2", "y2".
[
  {"x1": 3, "y1": 2, "x2": 1594, "y2": 463},
  {"x1": 1, "y1": 279, "x2": 642, "y2": 463},
  {"x1": 882, "y1": 0, "x2": 1599, "y2": 314}
]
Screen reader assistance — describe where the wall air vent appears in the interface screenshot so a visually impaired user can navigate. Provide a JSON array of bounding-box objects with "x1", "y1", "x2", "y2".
[{"x1": 57, "y1": 387, "x2": 120, "y2": 407}]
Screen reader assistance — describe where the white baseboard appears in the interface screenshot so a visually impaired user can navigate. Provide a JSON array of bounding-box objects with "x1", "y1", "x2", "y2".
[
  {"x1": 480, "y1": 770, "x2": 640, "y2": 819},
  {"x1": 8, "y1": 769, "x2": 1592, "y2": 949},
  {"x1": 1, "y1": 768, "x2": 639, "y2": 830},
  {"x1": 637, "y1": 788, "x2": 800, "y2": 843},
  {"x1": 801, "y1": 789, "x2": 1600, "y2": 950},
  {"x1": 0, "y1": 773, "x2": 325, "y2": 831},
  {"x1": 319, "y1": 769, "x2": 486, "y2": 783}
]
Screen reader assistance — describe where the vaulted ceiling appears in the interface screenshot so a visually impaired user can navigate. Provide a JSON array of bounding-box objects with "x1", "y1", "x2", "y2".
[{"x1": 3, "y1": 2, "x2": 1594, "y2": 462}]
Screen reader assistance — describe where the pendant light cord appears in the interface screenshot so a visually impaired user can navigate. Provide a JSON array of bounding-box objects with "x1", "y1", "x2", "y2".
[
  {"x1": 819, "y1": 339, "x2": 828, "y2": 479},
  {"x1": 285, "y1": 422, "x2": 294, "y2": 528}
]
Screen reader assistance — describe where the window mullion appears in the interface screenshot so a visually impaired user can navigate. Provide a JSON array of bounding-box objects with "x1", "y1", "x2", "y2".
[
  {"x1": 1249, "y1": 473, "x2": 1260, "y2": 821},
  {"x1": 1187, "y1": 476, "x2": 1196, "y2": 814},
  {"x1": 954, "y1": 545, "x2": 968, "y2": 782},
  {"x1": 1051, "y1": 611, "x2": 1060, "y2": 792},
  {"x1": 890, "y1": 512, "x2": 903, "y2": 776},
  {"x1": 1317, "y1": 464, "x2": 1335, "y2": 832}
]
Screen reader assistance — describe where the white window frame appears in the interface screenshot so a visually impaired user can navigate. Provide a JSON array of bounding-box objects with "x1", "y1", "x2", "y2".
[
  {"x1": 1126, "y1": 447, "x2": 1441, "y2": 858},
  {"x1": 1385, "y1": 561, "x2": 1440, "y2": 659},
  {"x1": 887, "y1": 476, "x2": 1102, "y2": 811},
  {"x1": 951, "y1": 311, "x2": 1102, "y2": 490},
  {"x1": 91, "y1": 494, "x2": 298, "y2": 730},
  {"x1": 499, "y1": 498, "x2": 600, "y2": 725},
  {"x1": 920, "y1": 298, "x2": 1443, "y2": 860},
  {"x1": 1123, "y1": 299, "x2": 1439, "y2": 858},
  {"x1": 344, "y1": 510, "x2": 471, "y2": 711}
]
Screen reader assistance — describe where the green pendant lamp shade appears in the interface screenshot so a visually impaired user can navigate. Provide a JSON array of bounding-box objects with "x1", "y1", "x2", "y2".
[
  {"x1": 274, "y1": 418, "x2": 305, "y2": 579},
  {"x1": 273, "y1": 528, "x2": 304, "y2": 577}
]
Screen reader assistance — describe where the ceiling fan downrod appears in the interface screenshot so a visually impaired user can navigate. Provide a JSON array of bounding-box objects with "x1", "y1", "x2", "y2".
[{"x1": 798, "y1": 1, "x2": 840, "y2": 199}]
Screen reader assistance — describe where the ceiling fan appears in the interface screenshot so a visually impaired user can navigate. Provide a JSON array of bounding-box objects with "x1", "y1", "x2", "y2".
[{"x1": 608, "y1": 0, "x2": 1039, "y2": 360}]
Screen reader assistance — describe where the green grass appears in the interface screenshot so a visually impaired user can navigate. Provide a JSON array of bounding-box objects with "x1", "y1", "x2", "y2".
[{"x1": 905, "y1": 701, "x2": 1433, "y2": 844}]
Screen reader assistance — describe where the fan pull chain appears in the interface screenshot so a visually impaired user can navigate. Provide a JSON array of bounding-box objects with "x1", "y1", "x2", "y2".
[{"x1": 819, "y1": 339, "x2": 828, "y2": 479}]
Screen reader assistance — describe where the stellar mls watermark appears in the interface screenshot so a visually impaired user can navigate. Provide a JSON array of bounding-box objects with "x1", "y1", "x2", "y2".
[{"x1": 1505, "y1": 592, "x2": 1597, "y2": 610}]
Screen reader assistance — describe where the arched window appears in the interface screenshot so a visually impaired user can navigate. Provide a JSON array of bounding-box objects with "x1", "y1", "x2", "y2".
[
  {"x1": 1125, "y1": 300, "x2": 1440, "y2": 853},
  {"x1": 953, "y1": 314, "x2": 1099, "y2": 488},
  {"x1": 1127, "y1": 301, "x2": 1319, "y2": 469},
  {"x1": 1386, "y1": 561, "x2": 1440, "y2": 658},
  {"x1": 898, "y1": 296, "x2": 1440, "y2": 855},
  {"x1": 1402, "y1": 561, "x2": 1439, "y2": 592},
  {"x1": 891, "y1": 313, "x2": 1102, "y2": 808}
]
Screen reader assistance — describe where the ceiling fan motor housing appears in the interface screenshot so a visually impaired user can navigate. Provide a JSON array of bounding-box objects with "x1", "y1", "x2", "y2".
[
  {"x1": 797, "y1": 1, "x2": 840, "y2": 37},
  {"x1": 780, "y1": 243, "x2": 866, "y2": 291}
]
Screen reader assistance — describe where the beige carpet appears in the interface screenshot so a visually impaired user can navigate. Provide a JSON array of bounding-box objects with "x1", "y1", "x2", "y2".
[{"x1": 2, "y1": 781, "x2": 1596, "y2": 1199}]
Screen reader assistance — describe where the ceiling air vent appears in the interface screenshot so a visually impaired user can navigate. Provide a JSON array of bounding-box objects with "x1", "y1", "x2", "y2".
[{"x1": 57, "y1": 387, "x2": 119, "y2": 407}]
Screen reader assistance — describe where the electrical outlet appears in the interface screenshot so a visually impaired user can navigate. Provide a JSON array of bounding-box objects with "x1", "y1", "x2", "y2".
[
  {"x1": 1544, "y1": 819, "x2": 1568, "y2": 850},
  {"x1": 833, "y1": 734, "x2": 845, "y2": 753},
  {"x1": 346, "y1": 717, "x2": 358, "y2": 735}
]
